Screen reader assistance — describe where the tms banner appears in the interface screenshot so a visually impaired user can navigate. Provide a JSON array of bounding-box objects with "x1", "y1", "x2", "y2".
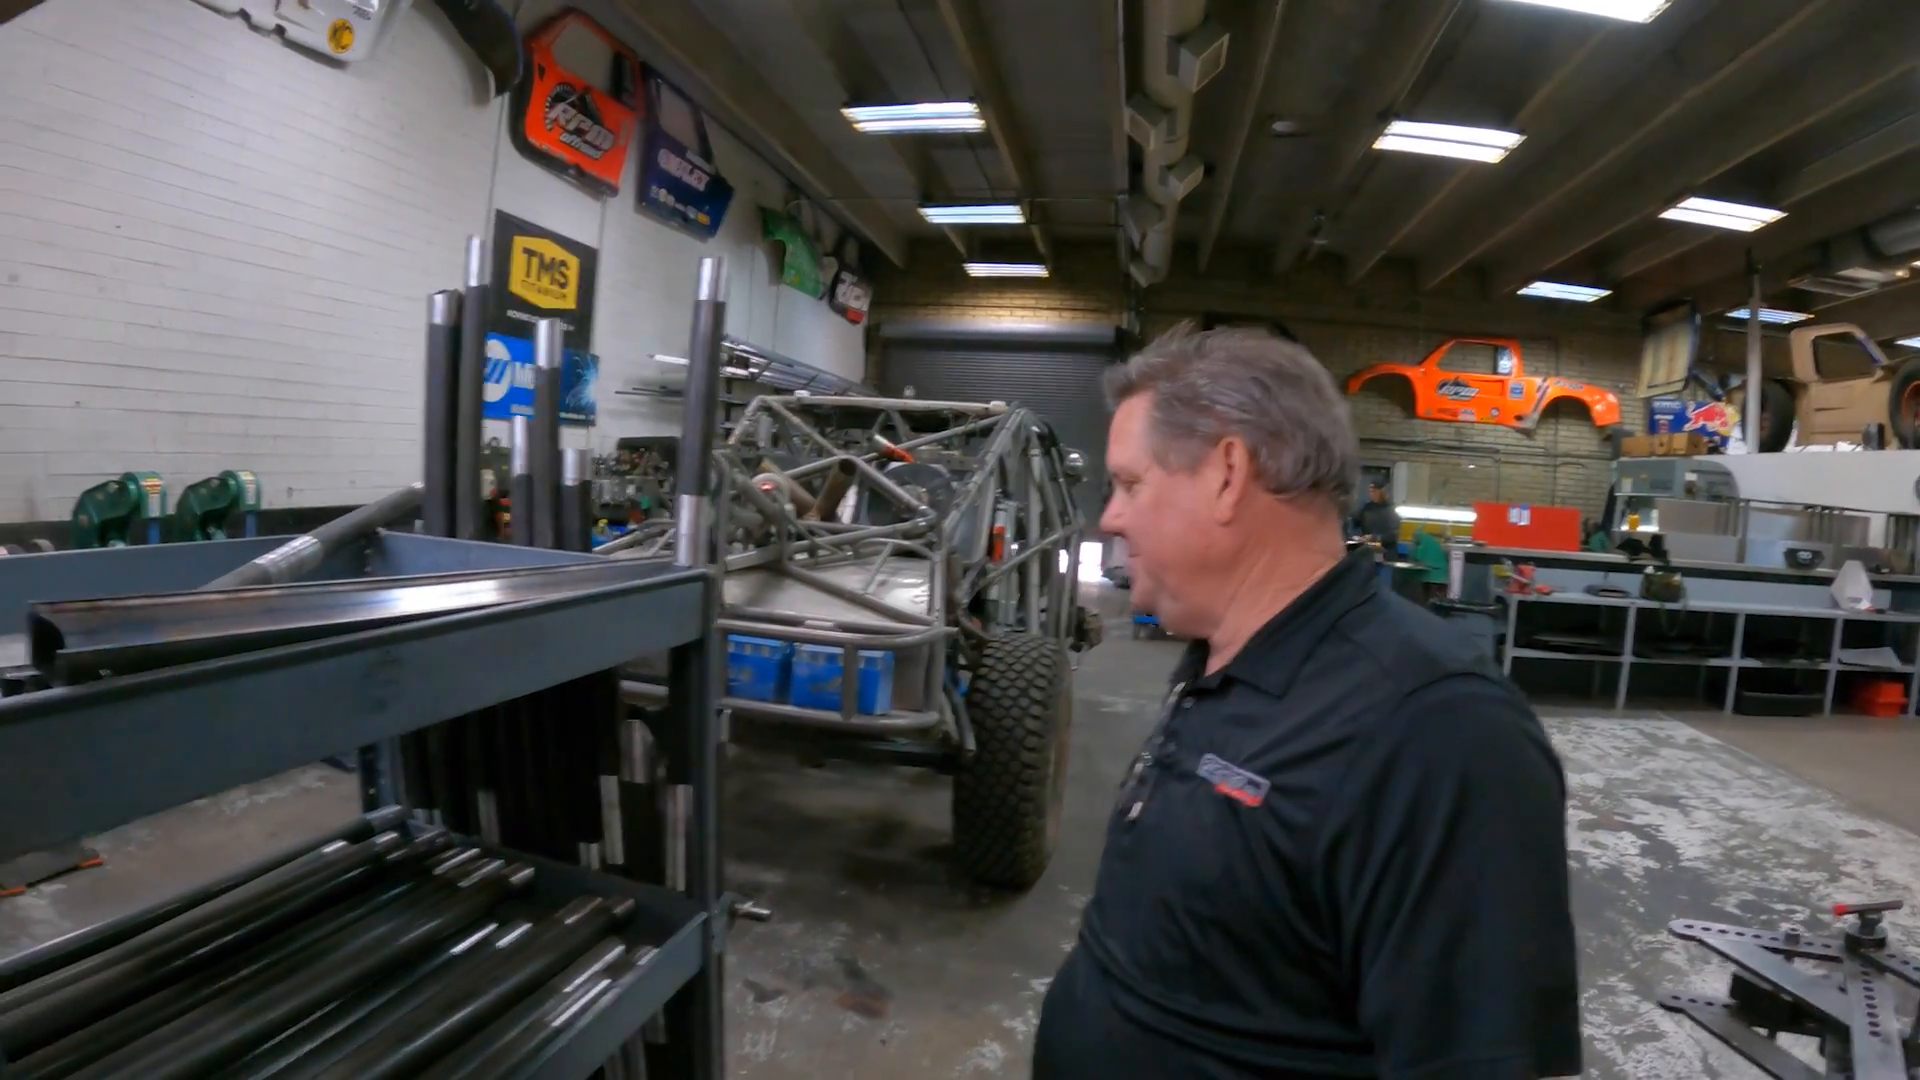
[{"x1": 485, "y1": 212, "x2": 599, "y2": 424}]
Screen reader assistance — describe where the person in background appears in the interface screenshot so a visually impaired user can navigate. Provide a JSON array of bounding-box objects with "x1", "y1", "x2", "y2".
[
  {"x1": 1407, "y1": 526, "x2": 1452, "y2": 602},
  {"x1": 1582, "y1": 517, "x2": 1612, "y2": 553},
  {"x1": 1352, "y1": 480, "x2": 1402, "y2": 550}
]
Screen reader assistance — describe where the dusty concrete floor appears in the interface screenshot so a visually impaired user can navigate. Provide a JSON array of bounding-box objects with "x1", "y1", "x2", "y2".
[{"x1": 6, "y1": 606, "x2": 1920, "y2": 1078}]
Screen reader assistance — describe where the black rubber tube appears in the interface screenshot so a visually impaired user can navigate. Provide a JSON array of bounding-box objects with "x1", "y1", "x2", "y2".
[
  {"x1": 10, "y1": 876, "x2": 425, "y2": 1080},
  {"x1": 67, "y1": 860, "x2": 531, "y2": 1080},
  {"x1": 0, "y1": 832, "x2": 404, "y2": 1057}
]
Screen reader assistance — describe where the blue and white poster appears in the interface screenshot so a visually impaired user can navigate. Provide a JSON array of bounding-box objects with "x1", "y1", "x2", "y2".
[
  {"x1": 482, "y1": 332, "x2": 599, "y2": 425},
  {"x1": 636, "y1": 68, "x2": 733, "y2": 240}
]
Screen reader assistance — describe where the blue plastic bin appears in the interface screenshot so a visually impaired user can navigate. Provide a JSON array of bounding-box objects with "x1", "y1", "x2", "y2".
[
  {"x1": 790, "y1": 644, "x2": 895, "y2": 715},
  {"x1": 726, "y1": 635, "x2": 793, "y2": 703}
]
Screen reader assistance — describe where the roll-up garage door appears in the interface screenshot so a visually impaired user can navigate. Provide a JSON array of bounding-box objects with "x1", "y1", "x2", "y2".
[{"x1": 878, "y1": 335, "x2": 1116, "y2": 522}]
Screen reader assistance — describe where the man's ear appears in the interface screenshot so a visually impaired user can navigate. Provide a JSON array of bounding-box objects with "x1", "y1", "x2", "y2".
[{"x1": 1211, "y1": 436, "x2": 1254, "y2": 524}]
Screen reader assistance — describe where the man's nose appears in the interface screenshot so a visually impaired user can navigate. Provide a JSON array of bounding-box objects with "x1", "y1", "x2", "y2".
[{"x1": 1099, "y1": 498, "x2": 1123, "y2": 536}]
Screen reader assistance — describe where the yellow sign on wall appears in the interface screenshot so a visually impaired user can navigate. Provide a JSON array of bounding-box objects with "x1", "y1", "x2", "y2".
[{"x1": 507, "y1": 235, "x2": 579, "y2": 311}]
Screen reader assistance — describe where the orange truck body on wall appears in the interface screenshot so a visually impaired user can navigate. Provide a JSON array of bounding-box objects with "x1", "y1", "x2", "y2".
[{"x1": 1346, "y1": 337, "x2": 1622, "y2": 432}]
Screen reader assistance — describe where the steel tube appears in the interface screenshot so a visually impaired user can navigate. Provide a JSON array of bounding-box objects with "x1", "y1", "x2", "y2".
[
  {"x1": 456, "y1": 237, "x2": 488, "y2": 541},
  {"x1": 69, "y1": 861, "x2": 534, "y2": 1080},
  {"x1": 13, "y1": 875, "x2": 426, "y2": 1080},
  {"x1": 416, "y1": 939, "x2": 635, "y2": 1080},
  {"x1": 307, "y1": 896, "x2": 632, "y2": 1080},
  {"x1": 621, "y1": 681, "x2": 943, "y2": 734},
  {"x1": 561, "y1": 448, "x2": 593, "y2": 552},
  {"x1": 533, "y1": 319, "x2": 565, "y2": 550},
  {"x1": 0, "y1": 810, "x2": 400, "y2": 995},
  {"x1": 510, "y1": 415, "x2": 536, "y2": 546},
  {"x1": 677, "y1": 257, "x2": 726, "y2": 569},
  {"x1": 424, "y1": 291, "x2": 462, "y2": 538},
  {"x1": 200, "y1": 484, "x2": 424, "y2": 592},
  {"x1": 1744, "y1": 257, "x2": 1763, "y2": 452}
]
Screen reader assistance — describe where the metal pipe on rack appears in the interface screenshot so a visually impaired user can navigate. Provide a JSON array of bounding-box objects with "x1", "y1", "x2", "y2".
[
  {"x1": 510, "y1": 416, "x2": 535, "y2": 546},
  {"x1": 423, "y1": 290, "x2": 462, "y2": 539},
  {"x1": 561, "y1": 448, "x2": 592, "y2": 552},
  {"x1": 199, "y1": 484, "x2": 424, "y2": 591},
  {"x1": 0, "y1": 832, "x2": 408, "y2": 1057},
  {"x1": 414, "y1": 939, "x2": 636, "y2": 1080},
  {"x1": 68, "y1": 861, "x2": 533, "y2": 1080},
  {"x1": 533, "y1": 318, "x2": 565, "y2": 550},
  {"x1": 456, "y1": 237, "x2": 488, "y2": 542},
  {"x1": 675, "y1": 257, "x2": 725, "y2": 569}
]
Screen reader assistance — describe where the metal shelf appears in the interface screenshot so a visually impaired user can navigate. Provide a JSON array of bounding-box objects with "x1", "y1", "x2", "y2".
[{"x1": 0, "y1": 565, "x2": 710, "y2": 865}]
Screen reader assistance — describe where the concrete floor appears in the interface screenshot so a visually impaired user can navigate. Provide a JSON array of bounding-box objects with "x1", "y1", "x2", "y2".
[{"x1": 6, "y1": 609, "x2": 1920, "y2": 1078}]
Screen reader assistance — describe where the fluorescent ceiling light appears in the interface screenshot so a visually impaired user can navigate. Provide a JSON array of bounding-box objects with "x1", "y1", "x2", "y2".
[
  {"x1": 1495, "y1": 0, "x2": 1671, "y2": 22},
  {"x1": 964, "y1": 262, "x2": 1049, "y2": 278},
  {"x1": 1398, "y1": 505, "x2": 1478, "y2": 524},
  {"x1": 1659, "y1": 196, "x2": 1785, "y2": 232},
  {"x1": 919, "y1": 204, "x2": 1026, "y2": 225},
  {"x1": 1897, "y1": 336, "x2": 1920, "y2": 349},
  {"x1": 1517, "y1": 280, "x2": 1611, "y2": 302},
  {"x1": 842, "y1": 101, "x2": 984, "y2": 134},
  {"x1": 1725, "y1": 307, "x2": 1812, "y2": 325},
  {"x1": 1373, "y1": 121, "x2": 1524, "y2": 164}
]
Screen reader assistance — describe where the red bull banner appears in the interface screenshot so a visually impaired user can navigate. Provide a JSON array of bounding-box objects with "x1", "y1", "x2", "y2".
[{"x1": 1648, "y1": 397, "x2": 1740, "y2": 448}]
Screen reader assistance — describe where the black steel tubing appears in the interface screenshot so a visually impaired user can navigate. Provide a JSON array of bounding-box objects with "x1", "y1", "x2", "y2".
[
  {"x1": 249, "y1": 917, "x2": 524, "y2": 1080},
  {"x1": 69, "y1": 860, "x2": 533, "y2": 1080},
  {"x1": 307, "y1": 895, "x2": 632, "y2": 1080},
  {"x1": 418, "y1": 938, "x2": 638, "y2": 1080},
  {"x1": 0, "y1": 832, "x2": 406, "y2": 1057},
  {"x1": 511, "y1": 415, "x2": 536, "y2": 547},
  {"x1": 532, "y1": 318, "x2": 564, "y2": 550},
  {"x1": 199, "y1": 483, "x2": 424, "y2": 592},
  {"x1": 456, "y1": 237, "x2": 489, "y2": 542},
  {"x1": 561, "y1": 448, "x2": 592, "y2": 553},
  {"x1": 0, "y1": 809, "x2": 400, "y2": 995},
  {"x1": 11, "y1": 875, "x2": 427, "y2": 1080},
  {"x1": 29, "y1": 559, "x2": 673, "y2": 681},
  {"x1": 423, "y1": 290, "x2": 462, "y2": 539},
  {"x1": 675, "y1": 257, "x2": 726, "y2": 569}
]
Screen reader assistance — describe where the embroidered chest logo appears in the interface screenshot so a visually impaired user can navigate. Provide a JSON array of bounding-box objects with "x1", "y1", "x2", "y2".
[{"x1": 1196, "y1": 753, "x2": 1270, "y2": 807}]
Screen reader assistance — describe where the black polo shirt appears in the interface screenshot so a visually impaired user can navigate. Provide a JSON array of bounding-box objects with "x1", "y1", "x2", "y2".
[{"x1": 1034, "y1": 550, "x2": 1580, "y2": 1079}]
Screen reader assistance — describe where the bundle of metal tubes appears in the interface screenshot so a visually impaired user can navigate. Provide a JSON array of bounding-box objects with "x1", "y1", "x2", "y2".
[{"x1": 0, "y1": 825, "x2": 655, "y2": 1079}]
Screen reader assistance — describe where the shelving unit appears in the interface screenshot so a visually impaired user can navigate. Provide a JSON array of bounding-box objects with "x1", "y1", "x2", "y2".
[{"x1": 1500, "y1": 591, "x2": 1920, "y2": 715}]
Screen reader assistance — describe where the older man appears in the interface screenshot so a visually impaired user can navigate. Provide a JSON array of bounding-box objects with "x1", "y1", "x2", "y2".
[{"x1": 1033, "y1": 326, "x2": 1580, "y2": 1080}]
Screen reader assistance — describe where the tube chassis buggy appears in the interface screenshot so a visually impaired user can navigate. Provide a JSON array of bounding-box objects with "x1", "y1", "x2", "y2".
[{"x1": 623, "y1": 394, "x2": 1100, "y2": 889}]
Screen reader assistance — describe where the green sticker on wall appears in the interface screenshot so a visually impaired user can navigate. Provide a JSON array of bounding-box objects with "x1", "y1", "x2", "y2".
[{"x1": 761, "y1": 208, "x2": 824, "y2": 298}]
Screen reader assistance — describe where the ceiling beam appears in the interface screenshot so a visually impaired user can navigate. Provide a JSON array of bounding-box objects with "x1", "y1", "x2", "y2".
[
  {"x1": 1617, "y1": 151, "x2": 1920, "y2": 313},
  {"x1": 1338, "y1": 28, "x2": 1611, "y2": 286},
  {"x1": 1413, "y1": 0, "x2": 1839, "y2": 292},
  {"x1": 1484, "y1": 7, "x2": 1920, "y2": 297},
  {"x1": 1605, "y1": 108, "x2": 1920, "y2": 283},
  {"x1": 1195, "y1": 0, "x2": 1289, "y2": 274},
  {"x1": 1268, "y1": 0, "x2": 1468, "y2": 277},
  {"x1": 930, "y1": 0, "x2": 1055, "y2": 267},
  {"x1": 1815, "y1": 278, "x2": 1920, "y2": 341},
  {"x1": 609, "y1": 0, "x2": 909, "y2": 266},
  {"x1": 1097, "y1": 0, "x2": 1129, "y2": 274}
]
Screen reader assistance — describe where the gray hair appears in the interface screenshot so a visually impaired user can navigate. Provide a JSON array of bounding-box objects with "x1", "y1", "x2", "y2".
[{"x1": 1104, "y1": 323, "x2": 1359, "y2": 511}]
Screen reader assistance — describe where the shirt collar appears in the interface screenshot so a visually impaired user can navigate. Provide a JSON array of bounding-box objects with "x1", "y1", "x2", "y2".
[{"x1": 1174, "y1": 548, "x2": 1380, "y2": 697}]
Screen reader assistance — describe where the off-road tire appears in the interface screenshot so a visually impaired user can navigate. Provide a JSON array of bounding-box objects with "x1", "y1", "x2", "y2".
[
  {"x1": 953, "y1": 634, "x2": 1072, "y2": 890},
  {"x1": 1888, "y1": 358, "x2": 1920, "y2": 448},
  {"x1": 1757, "y1": 379, "x2": 1795, "y2": 453}
]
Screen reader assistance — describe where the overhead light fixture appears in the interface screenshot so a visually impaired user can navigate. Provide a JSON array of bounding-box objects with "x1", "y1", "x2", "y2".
[
  {"x1": 1659, "y1": 197, "x2": 1785, "y2": 232},
  {"x1": 919, "y1": 204, "x2": 1026, "y2": 225},
  {"x1": 964, "y1": 262, "x2": 1049, "y2": 278},
  {"x1": 841, "y1": 101, "x2": 985, "y2": 135},
  {"x1": 1495, "y1": 0, "x2": 1670, "y2": 22},
  {"x1": 1517, "y1": 280, "x2": 1612, "y2": 302},
  {"x1": 1897, "y1": 336, "x2": 1920, "y2": 349},
  {"x1": 1372, "y1": 121, "x2": 1525, "y2": 164},
  {"x1": 1725, "y1": 307, "x2": 1812, "y2": 325},
  {"x1": 1269, "y1": 117, "x2": 1308, "y2": 137},
  {"x1": 1397, "y1": 505, "x2": 1478, "y2": 524}
]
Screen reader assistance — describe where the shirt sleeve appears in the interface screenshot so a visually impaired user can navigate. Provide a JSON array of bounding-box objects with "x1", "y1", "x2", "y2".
[{"x1": 1317, "y1": 674, "x2": 1581, "y2": 1079}]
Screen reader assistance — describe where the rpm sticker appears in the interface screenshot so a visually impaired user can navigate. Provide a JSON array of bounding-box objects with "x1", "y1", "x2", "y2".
[{"x1": 327, "y1": 19, "x2": 355, "y2": 54}]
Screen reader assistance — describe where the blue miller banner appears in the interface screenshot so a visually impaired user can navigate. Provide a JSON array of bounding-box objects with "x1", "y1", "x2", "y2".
[
  {"x1": 636, "y1": 69, "x2": 733, "y2": 240},
  {"x1": 482, "y1": 332, "x2": 599, "y2": 425}
]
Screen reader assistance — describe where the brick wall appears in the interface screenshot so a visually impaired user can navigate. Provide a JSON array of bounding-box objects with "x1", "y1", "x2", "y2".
[{"x1": 873, "y1": 242, "x2": 1645, "y2": 515}]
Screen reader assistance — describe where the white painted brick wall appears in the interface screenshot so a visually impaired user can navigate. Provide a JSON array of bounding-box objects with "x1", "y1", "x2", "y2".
[
  {"x1": 0, "y1": 0, "x2": 501, "y2": 519},
  {"x1": 0, "y1": 0, "x2": 866, "y2": 522}
]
